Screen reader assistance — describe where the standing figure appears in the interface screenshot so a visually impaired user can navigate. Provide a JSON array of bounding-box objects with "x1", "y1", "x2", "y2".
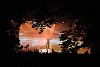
[{"x1": 45, "y1": 37, "x2": 52, "y2": 50}]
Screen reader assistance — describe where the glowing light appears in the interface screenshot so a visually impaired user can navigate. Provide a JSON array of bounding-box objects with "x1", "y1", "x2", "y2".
[
  {"x1": 32, "y1": 22, "x2": 37, "y2": 24},
  {"x1": 74, "y1": 25, "x2": 76, "y2": 26},
  {"x1": 63, "y1": 22, "x2": 64, "y2": 23},
  {"x1": 11, "y1": 20, "x2": 13, "y2": 22},
  {"x1": 43, "y1": 24, "x2": 45, "y2": 26},
  {"x1": 39, "y1": 49, "x2": 52, "y2": 53}
]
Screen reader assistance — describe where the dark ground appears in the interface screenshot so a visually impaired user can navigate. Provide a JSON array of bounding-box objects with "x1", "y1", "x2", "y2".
[{"x1": 1, "y1": 52, "x2": 99, "y2": 66}]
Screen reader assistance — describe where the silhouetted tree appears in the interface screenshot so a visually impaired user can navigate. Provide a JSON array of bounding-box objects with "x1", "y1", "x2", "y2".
[{"x1": 59, "y1": 16, "x2": 92, "y2": 54}]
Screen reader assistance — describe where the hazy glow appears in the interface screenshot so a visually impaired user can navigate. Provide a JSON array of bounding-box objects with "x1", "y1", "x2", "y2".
[
  {"x1": 19, "y1": 21, "x2": 90, "y2": 53},
  {"x1": 19, "y1": 22, "x2": 69, "y2": 51}
]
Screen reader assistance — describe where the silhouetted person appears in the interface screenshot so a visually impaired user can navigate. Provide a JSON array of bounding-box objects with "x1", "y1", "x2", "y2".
[{"x1": 45, "y1": 37, "x2": 52, "y2": 49}]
